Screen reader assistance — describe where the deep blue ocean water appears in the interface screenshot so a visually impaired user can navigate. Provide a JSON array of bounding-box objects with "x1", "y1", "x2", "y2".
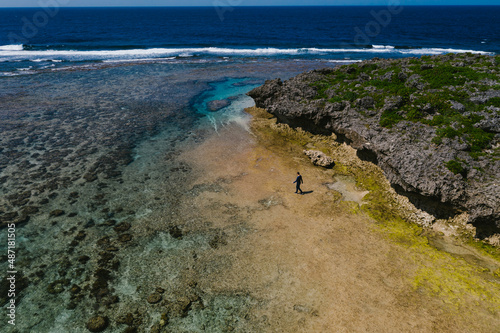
[{"x1": 0, "y1": 6, "x2": 499, "y2": 75}]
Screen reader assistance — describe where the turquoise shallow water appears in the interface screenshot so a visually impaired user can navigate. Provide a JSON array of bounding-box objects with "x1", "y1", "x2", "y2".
[
  {"x1": 0, "y1": 59, "x2": 330, "y2": 332},
  {"x1": 194, "y1": 78, "x2": 261, "y2": 133}
]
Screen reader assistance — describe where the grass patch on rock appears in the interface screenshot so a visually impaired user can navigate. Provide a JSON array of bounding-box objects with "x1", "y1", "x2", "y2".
[{"x1": 309, "y1": 53, "x2": 499, "y2": 159}]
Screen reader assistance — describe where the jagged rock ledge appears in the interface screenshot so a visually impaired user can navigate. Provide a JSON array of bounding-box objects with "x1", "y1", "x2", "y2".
[{"x1": 248, "y1": 53, "x2": 500, "y2": 238}]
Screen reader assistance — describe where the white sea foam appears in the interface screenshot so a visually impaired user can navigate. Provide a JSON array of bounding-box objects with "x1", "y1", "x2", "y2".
[
  {"x1": 372, "y1": 45, "x2": 395, "y2": 49},
  {"x1": 397, "y1": 48, "x2": 491, "y2": 55},
  {"x1": 0, "y1": 71, "x2": 35, "y2": 76},
  {"x1": 0, "y1": 44, "x2": 23, "y2": 51},
  {"x1": 327, "y1": 60, "x2": 363, "y2": 63},
  {"x1": 0, "y1": 72, "x2": 20, "y2": 76},
  {"x1": 0, "y1": 46, "x2": 493, "y2": 63},
  {"x1": 102, "y1": 56, "x2": 176, "y2": 63}
]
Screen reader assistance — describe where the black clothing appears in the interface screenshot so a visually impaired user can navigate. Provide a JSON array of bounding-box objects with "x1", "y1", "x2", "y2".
[{"x1": 294, "y1": 175, "x2": 303, "y2": 194}]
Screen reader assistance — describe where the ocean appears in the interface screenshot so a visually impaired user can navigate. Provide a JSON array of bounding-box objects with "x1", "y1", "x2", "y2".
[
  {"x1": 0, "y1": 6, "x2": 499, "y2": 332},
  {"x1": 0, "y1": 6, "x2": 499, "y2": 75}
]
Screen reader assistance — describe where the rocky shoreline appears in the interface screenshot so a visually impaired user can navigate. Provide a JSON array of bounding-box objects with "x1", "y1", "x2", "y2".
[{"x1": 248, "y1": 53, "x2": 500, "y2": 240}]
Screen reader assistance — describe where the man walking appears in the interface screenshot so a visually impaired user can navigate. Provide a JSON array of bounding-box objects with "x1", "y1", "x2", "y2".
[{"x1": 293, "y1": 172, "x2": 303, "y2": 194}]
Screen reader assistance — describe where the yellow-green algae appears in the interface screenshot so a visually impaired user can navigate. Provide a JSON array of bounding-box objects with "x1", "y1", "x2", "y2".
[{"x1": 246, "y1": 106, "x2": 500, "y2": 313}]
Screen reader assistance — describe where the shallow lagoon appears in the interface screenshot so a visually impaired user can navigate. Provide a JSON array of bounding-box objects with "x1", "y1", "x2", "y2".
[{"x1": 0, "y1": 60, "x2": 334, "y2": 332}]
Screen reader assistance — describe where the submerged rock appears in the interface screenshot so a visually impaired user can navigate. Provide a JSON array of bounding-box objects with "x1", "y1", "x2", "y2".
[
  {"x1": 169, "y1": 226, "x2": 183, "y2": 239},
  {"x1": 147, "y1": 293, "x2": 162, "y2": 304},
  {"x1": 113, "y1": 222, "x2": 131, "y2": 232},
  {"x1": 86, "y1": 316, "x2": 108, "y2": 332},
  {"x1": 207, "y1": 99, "x2": 231, "y2": 112},
  {"x1": 118, "y1": 233, "x2": 133, "y2": 242},
  {"x1": 49, "y1": 209, "x2": 65, "y2": 217},
  {"x1": 47, "y1": 279, "x2": 70, "y2": 294},
  {"x1": 21, "y1": 205, "x2": 39, "y2": 215}
]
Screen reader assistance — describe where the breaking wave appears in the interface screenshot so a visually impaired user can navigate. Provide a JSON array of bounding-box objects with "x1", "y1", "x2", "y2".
[{"x1": 0, "y1": 45, "x2": 492, "y2": 63}]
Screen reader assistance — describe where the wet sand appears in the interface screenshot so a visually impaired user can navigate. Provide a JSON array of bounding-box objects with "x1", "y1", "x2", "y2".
[{"x1": 174, "y1": 110, "x2": 500, "y2": 332}]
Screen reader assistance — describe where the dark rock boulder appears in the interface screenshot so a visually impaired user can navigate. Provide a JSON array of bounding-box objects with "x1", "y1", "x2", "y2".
[
  {"x1": 86, "y1": 316, "x2": 108, "y2": 332},
  {"x1": 207, "y1": 99, "x2": 231, "y2": 112}
]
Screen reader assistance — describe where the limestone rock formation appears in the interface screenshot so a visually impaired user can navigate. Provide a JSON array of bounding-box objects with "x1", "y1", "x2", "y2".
[
  {"x1": 248, "y1": 53, "x2": 500, "y2": 237},
  {"x1": 304, "y1": 150, "x2": 335, "y2": 168}
]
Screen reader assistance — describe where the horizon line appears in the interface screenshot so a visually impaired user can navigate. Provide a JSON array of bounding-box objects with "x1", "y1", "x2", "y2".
[{"x1": 1, "y1": 4, "x2": 500, "y2": 8}]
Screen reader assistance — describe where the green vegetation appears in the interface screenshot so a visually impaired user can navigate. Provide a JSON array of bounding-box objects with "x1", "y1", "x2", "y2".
[
  {"x1": 414, "y1": 64, "x2": 498, "y2": 89},
  {"x1": 379, "y1": 109, "x2": 403, "y2": 128},
  {"x1": 488, "y1": 97, "x2": 500, "y2": 107},
  {"x1": 467, "y1": 237, "x2": 500, "y2": 262},
  {"x1": 445, "y1": 159, "x2": 466, "y2": 176},
  {"x1": 310, "y1": 54, "x2": 499, "y2": 159}
]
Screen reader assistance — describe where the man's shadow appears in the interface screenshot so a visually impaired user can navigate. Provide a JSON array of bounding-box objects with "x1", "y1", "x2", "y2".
[{"x1": 301, "y1": 191, "x2": 314, "y2": 195}]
